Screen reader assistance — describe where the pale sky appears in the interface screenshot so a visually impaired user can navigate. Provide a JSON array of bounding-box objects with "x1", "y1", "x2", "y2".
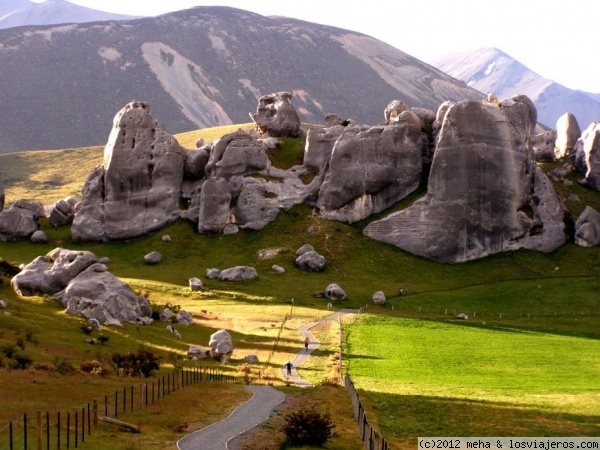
[{"x1": 32, "y1": 0, "x2": 600, "y2": 93}]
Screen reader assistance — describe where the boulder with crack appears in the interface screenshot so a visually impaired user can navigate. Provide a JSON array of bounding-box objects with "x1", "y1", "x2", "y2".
[
  {"x1": 0, "y1": 200, "x2": 45, "y2": 240},
  {"x1": 249, "y1": 91, "x2": 301, "y2": 138},
  {"x1": 364, "y1": 95, "x2": 566, "y2": 263}
]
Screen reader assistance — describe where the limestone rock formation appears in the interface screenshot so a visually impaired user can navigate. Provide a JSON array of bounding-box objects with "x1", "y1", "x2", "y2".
[
  {"x1": 372, "y1": 291, "x2": 386, "y2": 305},
  {"x1": 209, "y1": 329, "x2": 233, "y2": 362},
  {"x1": 11, "y1": 248, "x2": 100, "y2": 296},
  {"x1": 574, "y1": 206, "x2": 600, "y2": 247},
  {"x1": 144, "y1": 251, "x2": 162, "y2": 265},
  {"x1": 176, "y1": 310, "x2": 194, "y2": 325},
  {"x1": 295, "y1": 250, "x2": 326, "y2": 272},
  {"x1": 0, "y1": 200, "x2": 45, "y2": 240},
  {"x1": 555, "y1": 112, "x2": 581, "y2": 159},
  {"x1": 189, "y1": 277, "x2": 203, "y2": 291},
  {"x1": 303, "y1": 125, "x2": 351, "y2": 173},
  {"x1": 364, "y1": 95, "x2": 566, "y2": 263},
  {"x1": 316, "y1": 119, "x2": 424, "y2": 223},
  {"x1": 531, "y1": 130, "x2": 557, "y2": 162},
  {"x1": 49, "y1": 197, "x2": 79, "y2": 227},
  {"x1": 325, "y1": 283, "x2": 346, "y2": 300},
  {"x1": 56, "y1": 263, "x2": 152, "y2": 326},
  {"x1": 384, "y1": 100, "x2": 409, "y2": 124},
  {"x1": 577, "y1": 122, "x2": 600, "y2": 191},
  {"x1": 218, "y1": 266, "x2": 257, "y2": 281},
  {"x1": 250, "y1": 92, "x2": 301, "y2": 138},
  {"x1": 30, "y1": 230, "x2": 47, "y2": 244},
  {"x1": 72, "y1": 101, "x2": 186, "y2": 242}
]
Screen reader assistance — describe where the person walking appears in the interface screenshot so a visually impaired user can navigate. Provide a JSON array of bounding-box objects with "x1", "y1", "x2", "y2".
[
  {"x1": 304, "y1": 336, "x2": 310, "y2": 351},
  {"x1": 285, "y1": 361, "x2": 293, "y2": 376}
]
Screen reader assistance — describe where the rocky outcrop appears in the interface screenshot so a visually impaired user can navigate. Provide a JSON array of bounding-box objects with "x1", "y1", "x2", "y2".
[
  {"x1": 555, "y1": 112, "x2": 581, "y2": 159},
  {"x1": 56, "y1": 263, "x2": 152, "y2": 326},
  {"x1": 316, "y1": 119, "x2": 424, "y2": 223},
  {"x1": 577, "y1": 122, "x2": 600, "y2": 191},
  {"x1": 72, "y1": 101, "x2": 186, "y2": 242},
  {"x1": 531, "y1": 130, "x2": 557, "y2": 162},
  {"x1": 295, "y1": 251, "x2": 326, "y2": 272},
  {"x1": 372, "y1": 291, "x2": 386, "y2": 305},
  {"x1": 209, "y1": 329, "x2": 233, "y2": 362},
  {"x1": 250, "y1": 92, "x2": 301, "y2": 138},
  {"x1": 49, "y1": 197, "x2": 79, "y2": 227},
  {"x1": 574, "y1": 206, "x2": 600, "y2": 247},
  {"x1": 364, "y1": 95, "x2": 566, "y2": 263},
  {"x1": 218, "y1": 266, "x2": 257, "y2": 281},
  {"x1": 144, "y1": 251, "x2": 162, "y2": 265},
  {"x1": 325, "y1": 283, "x2": 346, "y2": 300},
  {"x1": 384, "y1": 100, "x2": 409, "y2": 124},
  {"x1": 0, "y1": 200, "x2": 45, "y2": 240},
  {"x1": 189, "y1": 277, "x2": 203, "y2": 291},
  {"x1": 303, "y1": 125, "x2": 348, "y2": 173}
]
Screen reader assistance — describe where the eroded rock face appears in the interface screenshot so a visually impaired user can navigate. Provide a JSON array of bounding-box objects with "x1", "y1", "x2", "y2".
[
  {"x1": 555, "y1": 112, "x2": 581, "y2": 159},
  {"x1": 55, "y1": 263, "x2": 152, "y2": 325},
  {"x1": 250, "y1": 91, "x2": 301, "y2": 138},
  {"x1": 49, "y1": 197, "x2": 79, "y2": 228},
  {"x1": 209, "y1": 329, "x2": 234, "y2": 362},
  {"x1": 218, "y1": 266, "x2": 257, "y2": 281},
  {"x1": 72, "y1": 101, "x2": 186, "y2": 242},
  {"x1": 574, "y1": 206, "x2": 600, "y2": 247},
  {"x1": 317, "y1": 119, "x2": 424, "y2": 223},
  {"x1": 577, "y1": 122, "x2": 600, "y2": 191},
  {"x1": 384, "y1": 100, "x2": 409, "y2": 124},
  {"x1": 0, "y1": 200, "x2": 45, "y2": 240},
  {"x1": 364, "y1": 95, "x2": 566, "y2": 263},
  {"x1": 532, "y1": 130, "x2": 557, "y2": 162}
]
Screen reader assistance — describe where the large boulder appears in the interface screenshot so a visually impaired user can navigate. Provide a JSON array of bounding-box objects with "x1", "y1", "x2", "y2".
[
  {"x1": 196, "y1": 178, "x2": 233, "y2": 233},
  {"x1": 0, "y1": 200, "x2": 45, "y2": 240},
  {"x1": 49, "y1": 197, "x2": 79, "y2": 227},
  {"x1": 325, "y1": 283, "x2": 346, "y2": 300},
  {"x1": 204, "y1": 129, "x2": 269, "y2": 180},
  {"x1": 316, "y1": 120, "x2": 423, "y2": 223},
  {"x1": 531, "y1": 130, "x2": 557, "y2": 162},
  {"x1": 55, "y1": 263, "x2": 152, "y2": 325},
  {"x1": 555, "y1": 112, "x2": 581, "y2": 159},
  {"x1": 295, "y1": 250, "x2": 326, "y2": 272},
  {"x1": 218, "y1": 266, "x2": 258, "y2": 281},
  {"x1": 11, "y1": 248, "x2": 99, "y2": 296},
  {"x1": 72, "y1": 101, "x2": 186, "y2": 242},
  {"x1": 574, "y1": 206, "x2": 600, "y2": 247},
  {"x1": 384, "y1": 100, "x2": 409, "y2": 124},
  {"x1": 303, "y1": 125, "x2": 349, "y2": 173},
  {"x1": 576, "y1": 122, "x2": 600, "y2": 191},
  {"x1": 208, "y1": 329, "x2": 234, "y2": 362},
  {"x1": 364, "y1": 95, "x2": 566, "y2": 263},
  {"x1": 233, "y1": 178, "x2": 280, "y2": 230},
  {"x1": 249, "y1": 91, "x2": 301, "y2": 138}
]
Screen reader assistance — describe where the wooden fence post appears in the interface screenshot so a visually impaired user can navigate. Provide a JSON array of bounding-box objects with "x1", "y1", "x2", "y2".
[
  {"x1": 37, "y1": 410, "x2": 42, "y2": 450},
  {"x1": 93, "y1": 399, "x2": 98, "y2": 427}
]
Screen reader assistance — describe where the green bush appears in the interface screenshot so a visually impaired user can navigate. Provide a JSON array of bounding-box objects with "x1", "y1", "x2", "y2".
[
  {"x1": 111, "y1": 349, "x2": 160, "y2": 378},
  {"x1": 282, "y1": 405, "x2": 335, "y2": 447}
]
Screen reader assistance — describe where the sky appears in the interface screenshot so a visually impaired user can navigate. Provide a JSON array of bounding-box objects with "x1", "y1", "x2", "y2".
[{"x1": 32, "y1": 0, "x2": 600, "y2": 93}]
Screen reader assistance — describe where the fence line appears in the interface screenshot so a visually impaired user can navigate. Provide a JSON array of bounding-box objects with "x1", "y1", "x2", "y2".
[{"x1": 0, "y1": 367, "x2": 241, "y2": 450}]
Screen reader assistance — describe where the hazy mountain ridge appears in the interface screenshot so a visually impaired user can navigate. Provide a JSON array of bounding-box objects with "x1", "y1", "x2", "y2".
[
  {"x1": 0, "y1": 0, "x2": 138, "y2": 29},
  {"x1": 432, "y1": 47, "x2": 600, "y2": 129},
  {"x1": 0, "y1": 6, "x2": 483, "y2": 152}
]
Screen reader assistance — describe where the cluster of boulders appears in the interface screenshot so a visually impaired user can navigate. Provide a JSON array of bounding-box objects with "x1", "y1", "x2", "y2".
[
  {"x1": 11, "y1": 248, "x2": 152, "y2": 325},
  {"x1": 1, "y1": 90, "x2": 599, "y2": 265}
]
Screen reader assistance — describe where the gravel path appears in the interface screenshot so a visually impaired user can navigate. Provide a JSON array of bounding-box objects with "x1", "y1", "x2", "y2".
[
  {"x1": 176, "y1": 385, "x2": 285, "y2": 450},
  {"x1": 178, "y1": 309, "x2": 356, "y2": 449}
]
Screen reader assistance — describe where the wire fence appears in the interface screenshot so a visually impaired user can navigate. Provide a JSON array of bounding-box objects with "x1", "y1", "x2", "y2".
[{"x1": 0, "y1": 367, "x2": 240, "y2": 450}]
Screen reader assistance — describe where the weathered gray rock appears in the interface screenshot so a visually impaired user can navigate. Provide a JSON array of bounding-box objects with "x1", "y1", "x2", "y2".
[
  {"x1": 184, "y1": 148, "x2": 210, "y2": 179},
  {"x1": 188, "y1": 345, "x2": 207, "y2": 360},
  {"x1": 11, "y1": 248, "x2": 99, "y2": 296},
  {"x1": 574, "y1": 206, "x2": 600, "y2": 247},
  {"x1": 88, "y1": 318, "x2": 102, "y2": 331},
  {"x1": 303, "y1": 125, "x2": 349, "y2": 172},
  {"x1": 233, "y1": 178, "x2": 280, "y2": 230},
  {"x1": 218, "y1": 266, "x2": 257, "y2": 281},
  {"x1": 209, "y1": 329, "x2": 233, "y2": 362},
  {"x1": 72, "y1": 101, "x2": 186, "y2": 242},
  {"x1": 162, "y1": 234, "x2": 171, "y2": 242},
  {"x1": 0, "y1": 200, "x2": 45, "y2": 240},
  {"x1": 144, "y1": 251, "x2": 162, "y2": 265},
  {"x1": 167, "y1": 324, "x2": 182, "y2": 338},
  {"x1": 30, "y1": 230, "x2": 48, "y2": 244},
  {"x1": 223, "y1": 223, "x2": 239, "y2": 235},
  {"x1": 317, "y1": 120, "x2": 423, "y2": 223},
  {"x1": 204, "y1": 129, "x2": 269, "y2": 179},
  {"x1": 577, "y1": 122, "x2": 600, "y2": 191},
  {"x1": 456, "y1": 313, "x2": 469, "y2": 320},
  {"x1": 296, "y1": 244, "x2": 315, "y2": 256},
  {"x1": 49, "y1": 197, "x2": 79, "y2": 227},
  {"x1": 372, "y1": 291, "x2": 386, "y2": 305},
  {"x1": 160, "y1": 308, "x2": 173, "y2": 321},
  {"x1": 411, "y1": 107, "x2": 436, "y2": 129},
  {"x1": 532, "y1": 130, "x2": 557, "y2": 162},
  {"x1": 54, "y1": 263, "x2": 152, "y2": 325},
  {"x1": 258, "y1": 248, "x2": 285, "y2": 260},
  {"x1": 196, "y1": 178, "x2": 233, "y2": 233},
  {"x1": 555, "y1": 112, "x2": 581, "y2": 159},
  {"x1": 364, "y1": 95, "x2": 566, "y2": 263},
  {"x1": 189, "y1": 277, "x2": 203, "y2": 291},
  {"x1": 244, "y1": 354, "x2": 259, "y2": 364},
  {"x1": 176, "y1": 310, "x2": 194, "y2": 325},
  {"x1": 206, "y1": 268, "x2": 221, "y2": 279},
  {"x1": 384, "y1": 100, "x2": 409, "y2": 124},
  {"x1": 0, "y1": 299, "x2": 7, "y2": 308},
  {"x1": 249, "y1": 91, "x2": 301, "y2": 138},
  {"x1": 295, "y1": 250, "x2": 326, "y2": 272},
  {"x1": 325, "y1": 283, "x2": 346, "y2": 300},
  {"x1": 272, "y1": 265, "x2": 285, "y2": 274}
]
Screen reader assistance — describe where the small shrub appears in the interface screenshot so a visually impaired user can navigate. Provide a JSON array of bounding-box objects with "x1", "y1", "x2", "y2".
[
  {"x1": 80, "y1": 325, "x2": 93, "y2": 335},
  {"x1": 16, "y1": 336, "x2": 25, "y2": 350},
  {"x1": 12, "y1": 351, "x2": 33, "y2": 370},
  {"x1": 282, "y1": 405, "x2": 335, "y2": 447},
  {"x1": 236, "y1": 363, "x2": 252, "y2": 374},
  {"x1": 319, "y1": 377, "x2": 340, "y2": 387},
  {"x1": 1, "y1": 343, "x2": 17, "y2": 359},
  {"x1": 97, "y1": 334, "x2": 109, "y2": 344},
  {"x1": 54, "y1": 358, "x2": 75, "y2": 375},
  {"x1": 80, "y1": 360, "x2": 102, "y2": 373},
  {"x1": 112, "y1": 349, "x2": 160, "y2": 377}
]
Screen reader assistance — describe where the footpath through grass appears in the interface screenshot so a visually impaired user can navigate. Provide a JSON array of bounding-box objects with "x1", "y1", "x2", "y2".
[{"x1": 345, "y1": 314, "x2": 600, "y2": 448}]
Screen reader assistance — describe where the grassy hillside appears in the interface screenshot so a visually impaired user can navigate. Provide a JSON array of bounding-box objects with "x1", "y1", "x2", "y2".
[{"x1": 1, "y1": 126, "x2": 599, "y2": 448}]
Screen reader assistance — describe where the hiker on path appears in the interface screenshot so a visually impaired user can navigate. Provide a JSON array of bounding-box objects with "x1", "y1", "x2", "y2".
[
  {"x1": 304, "y1": 336, "x2": 309, "y2": 351},
  {"x1": 285, "y1": 361, "x2": 293, "y2": 376}
]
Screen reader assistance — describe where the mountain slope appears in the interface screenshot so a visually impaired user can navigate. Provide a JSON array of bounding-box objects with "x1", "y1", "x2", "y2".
[
  {"x1": 0, "y1": 6, "x2": 483, "y2": 152},
  {"x1": 432, "y1": 47, "x2": 600, "y2": 129},
  {"x1": 0, "y1": 0, "x2": 138, "y2": 29}
]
